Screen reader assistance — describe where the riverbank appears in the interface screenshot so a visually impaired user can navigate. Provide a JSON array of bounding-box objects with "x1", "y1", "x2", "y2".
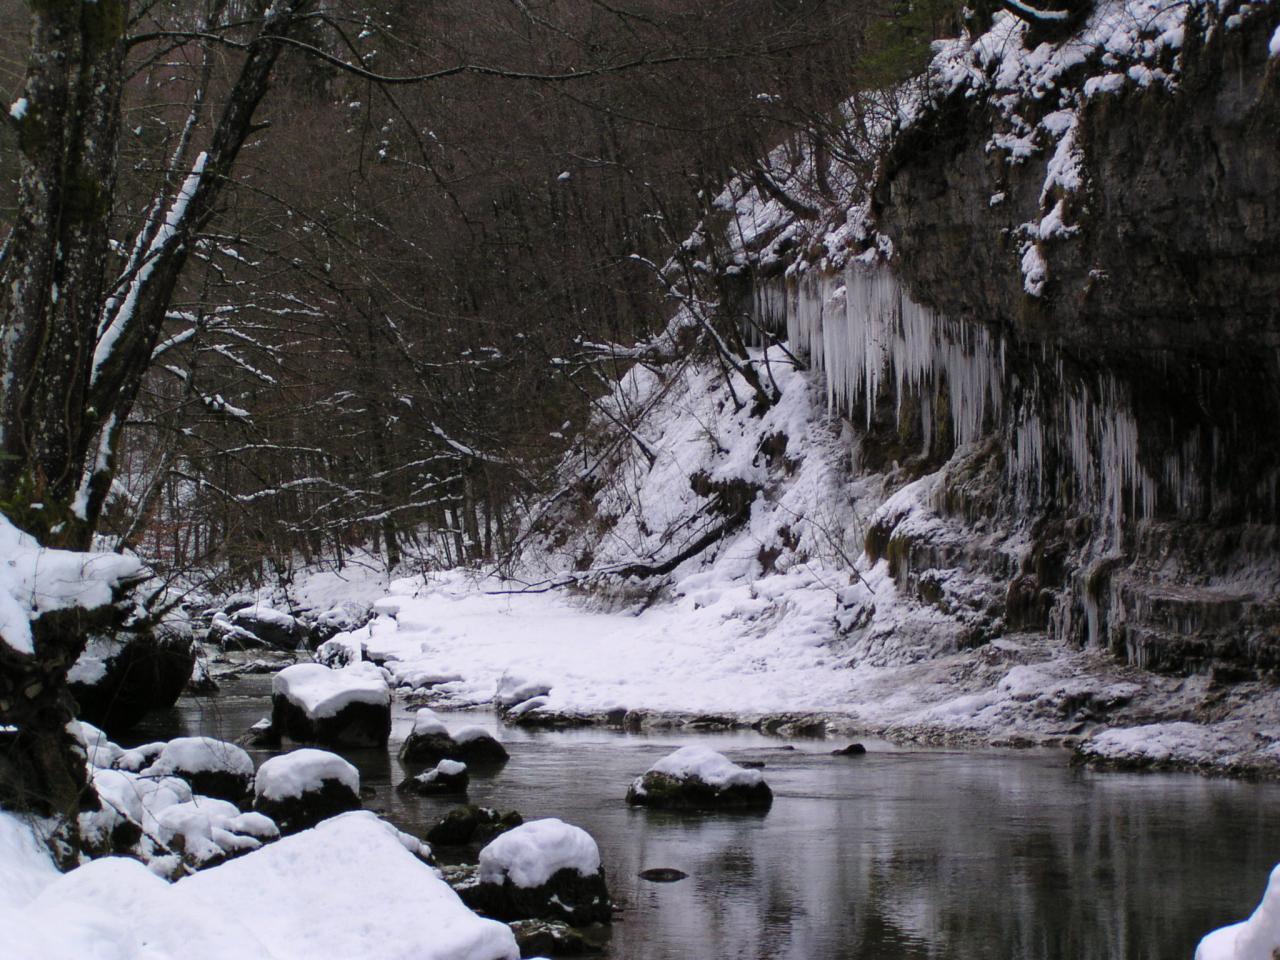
[{"x1": 222, "y1": 566, "x2": 1280, "y2": 780}]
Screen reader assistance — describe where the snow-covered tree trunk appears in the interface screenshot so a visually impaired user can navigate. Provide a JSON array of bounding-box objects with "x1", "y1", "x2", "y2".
[{"x1": 0, "y1": 0, "x2": 312, "y2": 827}]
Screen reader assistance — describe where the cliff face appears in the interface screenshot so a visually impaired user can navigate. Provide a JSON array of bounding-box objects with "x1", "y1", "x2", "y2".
[{"x1": 744, "y1": 0, "x2": 1280, "y2": 680}]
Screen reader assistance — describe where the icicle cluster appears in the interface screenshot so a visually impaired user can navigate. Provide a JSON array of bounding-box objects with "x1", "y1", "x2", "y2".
[{"x1": 775, "y1": 262, "x2": 1168, "y2": 537}]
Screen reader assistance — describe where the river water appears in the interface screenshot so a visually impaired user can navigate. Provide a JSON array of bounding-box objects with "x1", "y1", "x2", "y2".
[{"x1": 126, "y1": 675, "x2": 1279, "y2": 960}]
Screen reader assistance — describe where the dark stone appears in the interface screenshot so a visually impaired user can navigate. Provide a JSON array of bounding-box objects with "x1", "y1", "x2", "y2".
[
  {"x1": 832, "y1": 743, "x2": 867, "y2": 756},
  {"x1": 638, "y1": 867, "x2": 688, "y2": 883},
  {"x1": 271, "y1": 693, "x2": 391, "y2": 748},
  {"x1": 308, "y1": 601, "x2": 374, "y2": 648},
  {"x1": 184, "y1": 768, "x2": 253, "y2": 806},
  {"x1": 509, "y1": 919, "x2": 603, "y2": 957},
  {"x1": 228, "y1": 607, "x2": 307, "y2": 651},
  {"x1": 253, "y1": 776, "x2": 361, "y2": 835},
  {"x1": 397, "y1": 763, "x2": 469, "y2": 796},
  {"x1": 238, "y1": 718, "x2": 280, "y2": 748},
  {"x1": 626, "y1": 771, "x2": 773, "y2": 811},
  {"x1": 426, "y1": 805, "x2": 523, "y2": 847},
  {"x1": 398, "y1": 729, "x2": 459, "y2": 766},
  {"x1": 69, "y1": 628, "x2": 196, "y2": 735},
  {"x1": 454, "y1": 731, "x2": 510, "y2": 766},
  {"x1": 737, "y1": 759, "x2": 766, "y2": 769},
  {"x1": 463, "y1": 866, "x2": 612, "y2": 925}
]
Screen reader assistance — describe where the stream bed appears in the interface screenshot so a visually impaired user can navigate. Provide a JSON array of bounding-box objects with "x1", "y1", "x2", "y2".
[{"x1": 126, "y1": 675, "x2": 1279, "y2": 960}]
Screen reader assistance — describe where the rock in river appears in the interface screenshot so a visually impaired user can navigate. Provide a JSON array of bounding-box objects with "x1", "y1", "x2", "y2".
[
  {"x1": 464, "y1": 818, "x2": 611, "y2": 925},
  {"x1": 271, "y1": 661, "x2": 391, "y2": 748},
  {"x1": 626, "y1": 745, "x2": 773, "y2": 811},
  {"x1": 253, "y1": 748, "x2": 362, "y2": 834}
]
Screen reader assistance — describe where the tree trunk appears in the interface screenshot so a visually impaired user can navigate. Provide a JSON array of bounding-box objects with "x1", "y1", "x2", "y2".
[{"x1": 0, "y1": 0, "x2": 312, "y2": 828}]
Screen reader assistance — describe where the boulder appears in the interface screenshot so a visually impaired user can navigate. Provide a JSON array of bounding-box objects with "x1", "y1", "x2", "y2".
[
  {"x1": 68, "y1": 621, "x2": 196, "y2": 734},
  {"x1": 155, "y1": 798, "x2": 279, "y2": 868},
  {"x1": 832, "y1": 743, "x2": 867, "y2": 756},
  {"x1": 626, "y1": 745, "x2": 772, "y2": 811},
  {"x1": 271, "y1": 661, "x2": 391, "y2": 747},
  {"x1": 465, "y1": 819, "x2": 611, "y2": 925},
  {"x1": 141, "y1": 737, "x2": 255, "y2": 804},
  {"x1": 400, "y1": 711, "x2": 509, "y2": 768},
  {"x1": 495, "y1": 675, "x2": 553, "y2": 714},
  {"x1": 238, "y1": 717, "x2": 280, "y2": 748},
  {"x1": 399, "y1": 707, "x2": 458, "y2": 765},
  {"x1": 399, "y1": 759, "x2": 469, "y2": 796},
  {"x1": 454, "y1": 726, "x2": 509, "y2": 766},
  {"x1": 427, "y1": 805, "x2": 523, "y2": 847},
  {"x1": 509, "y1": 919, "x2": 600, "y2": 957},
  {"x1": 252, "y1": 748, "x2": 362, "y2": 834},
  {"x1": 207, "y1": 611, "x2": 273, "y2": 650},
  {"x1": 309, "y1": 600, "x2": 374, "y2": 647},
  {"x1": 228, "y1": 603, "x2": 308, "y2": 650}
]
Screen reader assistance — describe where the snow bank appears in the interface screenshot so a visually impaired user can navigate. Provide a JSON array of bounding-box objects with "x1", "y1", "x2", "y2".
[
  {"x1": 142, "y1": 736, "x2": 254, "y2": 778},
  {"x1": 272, "y1": 661, "x2": 390, "y2": 718},
  {"x1": 179, "y1": 812, "x2": 517, "y2": 960},
  {"x1": 643, "y1": 745, "x2": 764, "y2": 789},
  {"x1": 478, "y1": 818, "x2": 601, "y2": 889},
  {"x1": 0, "y1": 513, "x2": 142, "y2": 655},
  {"x1": 0, "y1": 810, "x2": 517, "y2": 960},
  {"x1": 254, "y1": 749, "x2": 359, "y2": 801},
  {"x1": 1196, "y1": 864, "x2": 1280, "y2": 960}
]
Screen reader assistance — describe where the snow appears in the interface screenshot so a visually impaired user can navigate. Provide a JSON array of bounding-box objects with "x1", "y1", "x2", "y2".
[
  {"x1": 1271, "y1": 25, "x2": 1280, "y2": 57},
  {"x1": 142, "y1": 736, "x2": 254, "y2": 778},
  {"x1": 176, "y1": 812, "x2": 517, "y2": 960},
  {"x1": 272, "y1": 661, "x2": 390, "y2": 718},
  {"x1": 455, "y1": 725, "x2": 498, "y2": 745},
  {"x1": 0, "y1": 810, "x2": 517, "y2": 960},
  {"x1": 9, "y1": 97, "x2": 28, "y2": 120},
  {"x1": 1196, "y1": 865, "x2": 1280, "y2": 960},
  {"x1": 411, "y1": 706, "x2": 451, "y2": 737},
  {"x1": 478, "y1": 818, "x2": 601, "y2": 889},
  {"x1": 0, "y1": 513, "x2": 142, "y2": 655},
  {"x1": 434, "y1": 759, "x2": 467, "y2": 776},
  {"x1": 642, "y1": 745, "x2": 764, "y2": 789},
  {"x1": 154, "y1": 798, "x2": 279, "y2": 865},
  {"x1": 254, "y1": 749, "x2": 360, "y2": 801}
]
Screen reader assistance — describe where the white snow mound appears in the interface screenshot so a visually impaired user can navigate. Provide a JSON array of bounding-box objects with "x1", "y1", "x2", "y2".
[
  {"x1": 0, "y1": 513, "x2": 142, "y2": 656},
  {"x1": 478, "y1": 818, "x2": 601, "y2": 889},
  {"x1": 411, "y1": 707, "x2": 450, "y2": 737},
  {"x1": 644, "y1": 745, "x2": 763, "y2": 788},
  {"x1": 255, "y1": 749, "x2": 360, "y2": 801},
  {"x1": 272, "y1": 661, "x2": 390, "y2": 718},
  {"x1": 1196, "y1": 864, "x2": 1280, "y2": 960},
  {"x1": 142, "y1": 736, "x2": 254, "y2": 778},
  {"x1": 0, "y1": 809, "x2": 516, "y2": 960}
]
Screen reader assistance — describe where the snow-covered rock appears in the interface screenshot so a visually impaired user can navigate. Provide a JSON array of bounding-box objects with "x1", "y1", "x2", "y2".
[
  {"x1": 401, "y1": 759, "x2": 469, "y2": 796},
  {"x1": 310, "y1": 600, "x2": 373, "y2": 647},
  {"x1": 253, "y1": 749, "x2": 361, "y2": 834},
  {"x1": 0, "y1": 809, "x2": 518, "y2": 960},
  {"x1": 68, "y1": 622, "x2": 195, "y2": 734},
  {"x1": 141, "y1": 736, "x2": 255, "y2": 803},
  {"x1": 453, "y1": 725, "x2": 509, "y2": 765},
  {"x1": 155, "y1": 798, "x2": 279, "y2": 868},
  {"x1": 226, "y1": 603, "x2": 308, "y2": 650},
  {"x1": 1196, "y1": 864, "x2": 1280, "y2": 960},
  {"x1": 626, "y1": 745, "x2": 773, "y2": 810},
  {"x1": 271, "y1": 661, "x2": 391, "y2": 747},
  {"x1": 399, "y1": 709, "x2": 510, "y2": 768},
  {"x1": 0, "y1": 514, "x2": 142, "y2": 657},
  {"x1": 466, "y1": 819, "x2": 611, "y2": 924},
  {"x1": 495, "y1": 675, "x2": 553, "y2": 711}
]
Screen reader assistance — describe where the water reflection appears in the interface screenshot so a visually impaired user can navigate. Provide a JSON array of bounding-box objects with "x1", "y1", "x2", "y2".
[{"x1": 129, "y1": 679, "x2": 1279, "y2": 960}]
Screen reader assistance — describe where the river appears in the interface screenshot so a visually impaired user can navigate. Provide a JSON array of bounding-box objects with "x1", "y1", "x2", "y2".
[{"x1": 124, "y1": 674, "x2": 1278, "y2": 960}]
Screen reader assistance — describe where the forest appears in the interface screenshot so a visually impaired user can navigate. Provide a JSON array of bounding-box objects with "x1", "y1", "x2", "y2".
[{"x1": 1, "y1": 1, "x2": 1278, "y2": 958}]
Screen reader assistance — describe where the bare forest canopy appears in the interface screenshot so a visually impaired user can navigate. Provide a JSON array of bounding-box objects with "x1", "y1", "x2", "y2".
[{"x1": 0, "y1": 0, "x2": 933, "y2": 589}]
